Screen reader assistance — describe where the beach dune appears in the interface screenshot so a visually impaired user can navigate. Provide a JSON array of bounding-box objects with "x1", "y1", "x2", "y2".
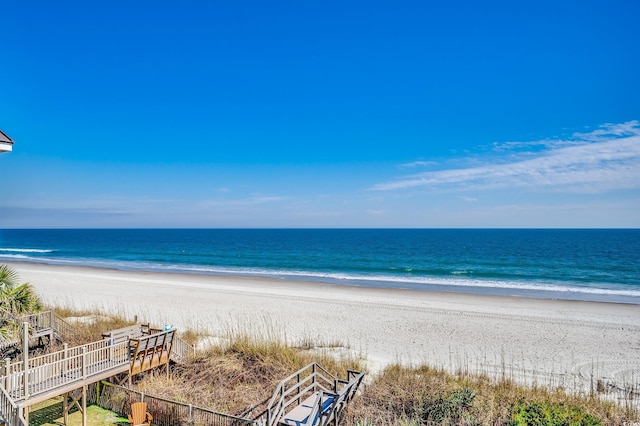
[{"x1": 9, "y1": 261, "x2": 640, "y2": 392}]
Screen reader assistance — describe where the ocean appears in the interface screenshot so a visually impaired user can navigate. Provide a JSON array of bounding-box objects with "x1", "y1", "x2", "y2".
[{"x1": 0, "y1": 229, "x2": 638, "y2": 304}]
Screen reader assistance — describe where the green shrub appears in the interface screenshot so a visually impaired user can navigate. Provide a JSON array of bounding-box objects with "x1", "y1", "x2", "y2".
[
  {"x1": 509, "y1": 401, "x2": 601, "y2": 426},
  {"x1": 419, "y1": 387, "x2": 476, "y2": 425}
]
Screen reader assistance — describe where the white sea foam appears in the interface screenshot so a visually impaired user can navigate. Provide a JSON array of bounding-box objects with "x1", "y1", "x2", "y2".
[
  {"x1": 140, "y1": 263, "x2": 640, "y2": 298},
  {"x1": 3, "y1": 255, "x2": 639, "y2": 300},
  {"x1": 0, "y1": 254, "x2": 30, "y2": 260},
  {"x1": 0, "y1": 248, "x2": 54, "y2": 253}
]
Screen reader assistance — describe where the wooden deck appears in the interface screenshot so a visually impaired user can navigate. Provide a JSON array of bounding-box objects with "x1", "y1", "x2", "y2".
[{"x1": 0, "y1": 317, "x2": 194, "y2": 426}]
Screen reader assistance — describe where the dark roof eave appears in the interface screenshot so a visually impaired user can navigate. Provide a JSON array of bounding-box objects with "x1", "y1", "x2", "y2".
[{"x1": 0, "y1": 129, "x2": 15, "y2": 144}]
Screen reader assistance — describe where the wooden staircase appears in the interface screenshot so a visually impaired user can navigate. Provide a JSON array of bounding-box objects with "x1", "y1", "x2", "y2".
[{"x1": 256, "y1": 363, "x2": 365, "y2": 426}]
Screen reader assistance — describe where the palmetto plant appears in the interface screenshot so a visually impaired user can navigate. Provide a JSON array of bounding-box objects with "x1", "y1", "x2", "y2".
[{"x1": 0, "y1": 264, "x2": 42, "y2": 343}]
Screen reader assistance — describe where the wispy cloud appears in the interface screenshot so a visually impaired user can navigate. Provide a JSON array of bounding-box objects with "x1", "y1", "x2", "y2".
[
  {"x1": 491, "y1": 120, "x2": 640, "y2": 152},
  {"x1": 399, "y1": 160, "x2": 439, "y2": 168},
  {"x1": 199, "y1": 195, "x2": 289, "y2": 207},
  {"x1": 373, "y1": 121, "x2": 640, "y2": 193}
]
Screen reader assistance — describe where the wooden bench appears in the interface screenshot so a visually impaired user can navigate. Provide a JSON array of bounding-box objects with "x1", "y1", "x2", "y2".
[
  {"x1": 129, "y1": 328, "x2": 176, "y2": 381},
  {"x1": 101, "y1": 323, "x2": 150, "y2": 344}
]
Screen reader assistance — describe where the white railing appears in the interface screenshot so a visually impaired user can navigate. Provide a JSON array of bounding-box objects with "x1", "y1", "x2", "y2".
[
  {"x1": 4, "y1": 339, "x2": 112, "y2": 375},
  {"x1": 263, "y1": 363, "x2": 337, "y2": 426},
  {"x1": 171, "y1": 335, "x2": 195, "y2": 363},
  {"x1": 0, "y1": 384, "x2": 27, "y2": 426},
  {"x1": 3, "y1": 340, "x2": 130, "y2": 400},
  {"x1": 260, "y1": 363, "x2": 364, "y2": 426},
  {"x1": 18, "y1": 310, "x2": 75, "y2": 340}
]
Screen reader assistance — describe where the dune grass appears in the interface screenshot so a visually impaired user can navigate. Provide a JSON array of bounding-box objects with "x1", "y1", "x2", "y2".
[{"x1": 44, "y1": 306, "x2": 639, "y2": 425}]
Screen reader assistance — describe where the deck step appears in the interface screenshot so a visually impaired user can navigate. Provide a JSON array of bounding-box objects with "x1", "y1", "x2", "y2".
[{"x1": 279, "y1": 392, "x2": 335, "y2": 426}]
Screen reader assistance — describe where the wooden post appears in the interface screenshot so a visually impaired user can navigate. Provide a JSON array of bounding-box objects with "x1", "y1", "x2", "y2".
[
  {"x1": 49, "y1": 310, "x2": 54, "y2": 345},
  {"x1": 128, "y1": 339, "x2": 133, "y2": 387},
  {"x1": 63, "y1": 343, "x2": 68, "y2": 376},
  {"x1": 109, "y1": 332, "x2": 114, "y2": 361},
  {"x1": 3, "y1": 358, "x2": 10, "y2": 392},
  {"x1": 82, "y1": 385, "x2": 87, "y2": 426},
  {"x1": 22, "y1": 322, "x2": 29, "y2": 399},
  {"x1": 63, "y1": 392, "x2": 69, "y2": 424},
  {"x1": 82, "y1": 347, "x2": 87, "y2": 380}
]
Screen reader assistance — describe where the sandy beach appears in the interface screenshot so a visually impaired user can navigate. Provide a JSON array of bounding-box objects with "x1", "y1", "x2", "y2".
[{"x1": 8, "y1": 261, "x2": 640, "y2": 392}]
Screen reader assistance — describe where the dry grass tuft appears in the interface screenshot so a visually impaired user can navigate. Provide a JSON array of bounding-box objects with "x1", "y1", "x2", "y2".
[
  {"x1": 135, "y1": 331, "x2": 362, "y2": 417},
  {"x1": 346, "y1": 364, "x2": 639, "y2": 425},
  {"x1": 50, "y1": 306, "x2": 135, "y2": 348}
]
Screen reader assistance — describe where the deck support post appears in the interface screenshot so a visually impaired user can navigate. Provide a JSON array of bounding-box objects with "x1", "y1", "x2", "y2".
[
  {"x1": 82, "y1": 385, "x2": 87, "y2": 426},
  {"x1": 63, "y1": 391, "x2": 68, "y2": 424},
  {"x1": 63, "y1": 388, "x2": 87, "y2": 425}
]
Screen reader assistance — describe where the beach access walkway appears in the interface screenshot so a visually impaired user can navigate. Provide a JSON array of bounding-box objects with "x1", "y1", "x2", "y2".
[
  {"x1": 250, "y1": 362, "x2": 365, "y2": 426},
  {"x1": 0, "y1": 311, "x2": 194, "y2": 426},
  {"x1": 0, "y1": 312, "x2": 364, "y2": 426}
]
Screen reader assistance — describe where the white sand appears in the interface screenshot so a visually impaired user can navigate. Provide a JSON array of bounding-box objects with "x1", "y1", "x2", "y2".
[{"x1": 8, "y1": 261, "x2": 640, "y2": 392}]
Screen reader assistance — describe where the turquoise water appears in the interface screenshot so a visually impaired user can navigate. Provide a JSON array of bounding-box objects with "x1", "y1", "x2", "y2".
[{"x1": 0, "y1": 229, "x2": 638, "y2": 303}]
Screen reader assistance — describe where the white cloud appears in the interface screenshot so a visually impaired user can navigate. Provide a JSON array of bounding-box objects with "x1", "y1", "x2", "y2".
[
  {"x1": 399, "y1": 160, "x2": 438, "y2": 168},
  {"x1": 491, "y1": 120, "x2": 640, "y2": 152},
  {"x1": 199, "y1": 196, "x2": 289, "y2": 207},
  {"x1": 373, "y1": 121, "x2": 640, "y2": 193}
]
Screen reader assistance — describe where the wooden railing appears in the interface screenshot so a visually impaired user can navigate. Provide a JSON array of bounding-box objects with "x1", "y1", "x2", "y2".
[
  {"x1": 171, "y1": 334, "x2": 195, "y2": 363},
  {"x1": 18, "y1": 310, "x2": 75, "y2": 340},
  {"x1": 2, "y1": 340, "x2": 130, "y2": 401},
  {"x1": 263, "y1": 362, "x2": 333, "y2": 426},
  {"x1": 259, "y1": 363, "x2": 364, "y2": 426},
  {"x1": 96, "y1": 380, "x2": 258, "y2": 426},
  {"x1": 3, "y1": 340, "x2": 112, "y2": 375},
  {"x1": 0, "y1": 384, "x2": 27, "y2": 426},
  {"x1": 0, "y1": 315, "x2": 195, "y2": 425}
]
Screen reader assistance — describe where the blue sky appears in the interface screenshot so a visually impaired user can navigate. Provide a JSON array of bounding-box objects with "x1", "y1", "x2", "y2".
[{"x1": 1, "y1": 0, "x2": 639, "y2": 228}]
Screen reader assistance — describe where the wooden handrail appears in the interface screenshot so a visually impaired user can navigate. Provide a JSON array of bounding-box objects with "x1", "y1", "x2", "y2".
[
  {"x1": 2, "y1": 340, "x2": 130, "y2": 402},
  {"x1": 260, "y1": 363, "x2": 364, "y2": 426},
  {"x1": 0, "y1": 383, "x2": 27, "y2": 426},
  {"x1": 17, "y1": 310, "x2": 75, "y2": 340}
]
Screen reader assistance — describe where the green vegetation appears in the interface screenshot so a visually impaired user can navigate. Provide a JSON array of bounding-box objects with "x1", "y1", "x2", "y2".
[
  {"x1": 29, "y1": 401, "x2": 128, "y2": 426},
  {"x1": 0, "y1": 264, "x2": 42, "y2": 342},
  {"x1": 346, "y1": 363, "x2": 636, "y2": 425},
  {"x1": 509, "y1": 401, "x2": 601, "y2": 426},
  {"x1": 418, "y1": 387, "x2": 477, "y2": 425}
]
